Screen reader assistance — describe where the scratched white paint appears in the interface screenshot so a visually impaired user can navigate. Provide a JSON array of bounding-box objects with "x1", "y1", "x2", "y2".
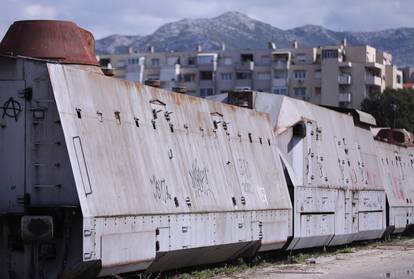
[
  {"x1": 249, "y1": 92, "x2": 387, "y2": 248},
  {"x1": 47, "y1": 64, "x2": 292, "y2": 274}
]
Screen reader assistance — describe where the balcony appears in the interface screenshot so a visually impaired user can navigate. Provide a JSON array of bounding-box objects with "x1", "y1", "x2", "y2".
[
  {"x1": 272, "y1": 78, "x2": 288, "y2": 87},
  {"x1": 365, "y1": 62, "x2": 382, "y2": 69},
  {"x1": 272, "y1": 60, "x2": 289, "y2": 69},
  {"x1": 365, "y1": 75, "x2": 382, "y2": 87},
  {"x1": 235, "y1": 61, "x2": 254, "y2": 71},
  {"x1": 339, "y1": 61, "x2": 352, "y2": 68},
  {"x1": 338, "y1": 92, "x2": 352, "y2": 103},
  {"x1": 160, "y1": 65, "x2": 180, "y2": 82},
  {"x1": 338, "y1": 74, "x2": 352, "y2": 85}
]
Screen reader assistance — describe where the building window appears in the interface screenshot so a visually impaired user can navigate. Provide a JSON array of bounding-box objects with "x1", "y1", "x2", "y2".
[
  {"x1": 241, "y1": 54, "x2": 254, "y2": 63},
  {"x1": 314, "y1": 70, "x2": 321, "y2": 80},
  {"x1": 200, "y1": 88, "x2": 214, "y2": 97},
  {"x1": 294, "y1": 70, "x2": 306, "y2": 80},
  {"x1": 167, "y1": 56, "x2": 179, "y2": 65},
  {"x1": 200, "y1": 71, "x2": 213, "y2": 80},
  {"x1": 315, "y1": 87, "x2": 321, "y2": 95},
  {"x1": 322, "y1": 49, "x2": 338, "y2": 59},
  {"x1": 181, "y1": 73, "x2": 196, "y2": 82},
  {"x1": 221, "y1": 73, "x2": 232, "y2": 80},
  {"x1": 397, "y1": 75, "x2": 402, "y2": 84},
  {"x1": 197, "y1": 55, "x2": 215, "y2": 64},
  {"x1": 296, "y1": 53, "x2": 306, "y2": 63},
  {"x1": 146, "y1": 75, "x2": 160, "y2": 81},
  {"x1": 115, "y1": 60, "x2": 126, "y2": 68},
  {"x1": 294, "y1": 87, "x2": 307, "y2": 99},
  {"x1": 128, "y1": 58, "x2": 140, "y2": 65},
  {"x1": 188, "y1": 57, "x2": 196, "y2": 65},
  {"x1": 272, "y1": 87, "x2": 288, "y2": 95},
  {"x1": 257, "y1": 72, "x2": 271, "y2": 81},
  {"x1": 236, "y1": 72, "x2": 251, "y2": 80},
  {"x1": 151, "y1": 58, "x2": 160, "y2": 67}
]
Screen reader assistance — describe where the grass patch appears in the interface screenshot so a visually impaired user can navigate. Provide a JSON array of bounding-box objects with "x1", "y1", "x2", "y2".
[
  {"x1": 336, "y1": 247, "x2": 354, "y2": 254},
  {"x1": 173, "y1": 262, "x2": 249, "y2": 279}
]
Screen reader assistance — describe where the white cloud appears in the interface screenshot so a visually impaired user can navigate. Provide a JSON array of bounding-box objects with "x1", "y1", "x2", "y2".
[{"x1": 22, "y1": 4, "x2": 56, "y2": 18}]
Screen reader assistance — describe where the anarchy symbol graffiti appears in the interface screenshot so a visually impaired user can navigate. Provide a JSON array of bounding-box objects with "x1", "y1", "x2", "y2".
[{"x1": 1, "y1": 97, "x2": 22, "y2": 122}]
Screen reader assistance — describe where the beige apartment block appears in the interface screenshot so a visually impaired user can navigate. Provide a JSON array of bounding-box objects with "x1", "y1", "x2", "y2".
[{"x1": 99, "y1": 41, "x2": 403, "y2": 108}]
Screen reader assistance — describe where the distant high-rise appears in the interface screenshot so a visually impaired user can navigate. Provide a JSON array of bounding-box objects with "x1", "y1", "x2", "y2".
[{"x1": 99, "y1": 41, "x2": 403, "y2": 109}]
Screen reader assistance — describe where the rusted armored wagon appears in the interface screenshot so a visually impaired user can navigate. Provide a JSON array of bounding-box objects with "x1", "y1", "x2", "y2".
[
  {"x1": 0, "y1": 21, "x2": 292, "y2": 278},
  {"x1": 216, "y1": 91, "x2": 414, "y2": 246},
  {"x1": 1, "y1": 20, "x2": 413, "y2": 279}
]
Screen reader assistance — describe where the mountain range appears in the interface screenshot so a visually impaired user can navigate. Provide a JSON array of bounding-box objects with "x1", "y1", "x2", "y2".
[{"x1": 96, "y1": 11, "x2": 414, "y2": 66}]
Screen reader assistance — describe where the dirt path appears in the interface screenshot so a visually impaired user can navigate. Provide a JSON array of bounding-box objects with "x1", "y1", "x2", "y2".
[{"x1": 214, "y1": 238, "x2": 414, "y2": 279}]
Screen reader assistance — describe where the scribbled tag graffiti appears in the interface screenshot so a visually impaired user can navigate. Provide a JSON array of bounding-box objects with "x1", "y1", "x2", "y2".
[
  {"x1": 189, "y1": 159, "x2": 212, "y2": 198},
  {"x1": 151, "y1": 175, "x2": 172, "y2": 204}
]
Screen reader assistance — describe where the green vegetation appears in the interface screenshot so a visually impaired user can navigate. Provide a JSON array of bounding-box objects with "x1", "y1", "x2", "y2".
[
  {"x1": 173, "y1": 262, "x2": 249, "y2": 279},
  {"x1": 361, "y1": 88, "x2": 414, "y2": 132},
  {"x1": 335, "y1": 247, "x2": 354, "y2": 254}
]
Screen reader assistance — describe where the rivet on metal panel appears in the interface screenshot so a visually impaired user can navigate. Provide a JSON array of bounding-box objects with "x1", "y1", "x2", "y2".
[
  {"x1": 241, "y1": 196, "x2": 246, "y2": 205},
  {"x1": 97, "y1": 111, "x2": 103, "y2": 122},
  {"x1": 75, "y1": 108, "x2": 82, "y2": 119},
  {"x1": 134, "y1": 117, "x2": 139, "y2": 127},
  {"x1": 185, "y1": 197, "x2": 191, "y2": 207},
  {"x1": 164, "y1": 111, "x2": 172, "y2": 121},
  {"x1": 232, "y1": 197, "x2": 237, "y2": 206},
  {"x1": 114, "y1": 111, "x2": 121, "y2": 124}
]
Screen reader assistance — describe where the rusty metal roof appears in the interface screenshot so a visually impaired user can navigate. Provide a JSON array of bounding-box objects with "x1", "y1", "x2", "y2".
[{"x1": 0, "y1": 20, "x2": 99, "y2": 66}]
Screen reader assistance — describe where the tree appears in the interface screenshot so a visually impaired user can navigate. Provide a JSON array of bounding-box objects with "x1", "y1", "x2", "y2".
[{"x1": 361, "y1": 88, "x2": 414, "y2": 132}]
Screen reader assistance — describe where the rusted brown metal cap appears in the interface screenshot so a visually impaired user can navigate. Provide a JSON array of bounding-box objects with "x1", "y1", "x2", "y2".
[{"x1": 0, "y1": 20, "x2": 99, "y2": 66}]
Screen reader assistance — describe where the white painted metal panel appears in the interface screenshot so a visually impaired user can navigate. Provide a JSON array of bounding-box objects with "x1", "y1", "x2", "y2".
[{"x1": 46, "y1": 64, "x2": 292, "y2": 271}]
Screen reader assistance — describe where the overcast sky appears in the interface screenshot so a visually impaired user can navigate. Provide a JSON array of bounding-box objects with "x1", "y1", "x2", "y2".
[{"x1": 1, "y1": 0, "x2": 413, "y2": 39}]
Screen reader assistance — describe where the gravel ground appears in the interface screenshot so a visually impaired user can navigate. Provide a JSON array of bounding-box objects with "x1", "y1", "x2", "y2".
[{"x1": 212, "y1": 237, "x2": 414, "y2": 279}]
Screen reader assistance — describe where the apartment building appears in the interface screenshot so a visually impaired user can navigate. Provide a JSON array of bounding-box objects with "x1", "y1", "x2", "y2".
[{"x1": 99, "y1": 40, "x2": 403, "y2": 108}]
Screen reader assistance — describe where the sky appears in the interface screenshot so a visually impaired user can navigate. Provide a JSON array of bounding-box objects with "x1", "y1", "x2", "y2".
[{"x1": 0, "y1": 0, "x2": 413, "y2": 39}]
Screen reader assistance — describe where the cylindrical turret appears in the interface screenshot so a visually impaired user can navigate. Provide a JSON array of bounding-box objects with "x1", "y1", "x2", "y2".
[{"x1": 0, "y1": 20, "x2": 99, "y2": 66}]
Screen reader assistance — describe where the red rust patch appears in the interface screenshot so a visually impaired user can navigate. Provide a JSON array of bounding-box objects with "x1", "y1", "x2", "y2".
[{"x1": 0, "y1": 20, "x2": 99, "y2": 66}]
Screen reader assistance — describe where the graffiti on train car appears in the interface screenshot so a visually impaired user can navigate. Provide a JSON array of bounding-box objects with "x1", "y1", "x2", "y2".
[
  {"x1": 151, "y1": 175, "x2": 172, "y2": 204},
  {"x1": 188, "y1": 159, "x2": 212, "y2": 198},
  {"x1": 1, "y1": 97, "x2": 22, "y2": 121}
]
